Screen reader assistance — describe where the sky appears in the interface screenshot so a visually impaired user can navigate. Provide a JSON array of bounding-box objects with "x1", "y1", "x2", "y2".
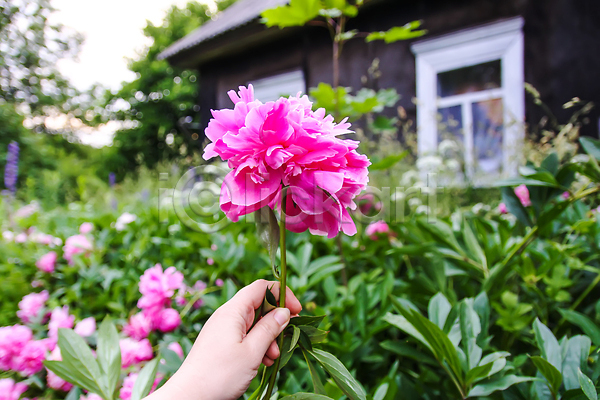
[{"x1": 48, "y1": 0, "x2": 214, "y2": 146}]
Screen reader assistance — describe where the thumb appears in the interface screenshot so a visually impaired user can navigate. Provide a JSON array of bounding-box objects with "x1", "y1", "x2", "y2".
[{"x1": 244, "y1": 308, "x2": 290, "y2": 361}]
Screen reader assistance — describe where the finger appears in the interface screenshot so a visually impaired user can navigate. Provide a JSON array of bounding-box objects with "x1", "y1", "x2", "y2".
[
  {"x1": 262, "y1": 356, "x2": 274, "y2": 367},
  {"x1": 244, "y1": 307, "x2": 290, "y2": 364},
  {"x1": 265, "y1": 340, "x2": 280, "y2": 360}
]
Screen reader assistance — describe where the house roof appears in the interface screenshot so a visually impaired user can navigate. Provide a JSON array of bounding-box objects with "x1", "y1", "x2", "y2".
[{"x1": 158, "y1": 0, "x2": 290, "y2": 61}]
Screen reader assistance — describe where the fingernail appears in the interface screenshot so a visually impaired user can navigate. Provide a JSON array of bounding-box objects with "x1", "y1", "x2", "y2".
[{"x1": 273, "y1": 308, "x2": 290, "y2": 326}]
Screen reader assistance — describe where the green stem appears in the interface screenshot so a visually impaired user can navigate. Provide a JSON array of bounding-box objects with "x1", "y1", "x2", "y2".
[{"x1": 263, "y1": 195, "x2": 288, "y2": 400}]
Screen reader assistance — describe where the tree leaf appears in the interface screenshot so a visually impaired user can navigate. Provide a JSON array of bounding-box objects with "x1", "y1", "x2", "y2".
[
  {"x1": 43, "y1": 360, "x2": 102, "y2": 396},
  {"x1": 563, "y1": 336, "x2": 592, "y2": 390},
  {"x1": 580, "y1": 137, "x2": 600, "y2": 160},
  {"x1": 309, "y1": 349, "x2": 367, "y2": 400},
  {"x1": 462, "y1": 220, "x2": 487, "y2": 272},
  {"x1": 261, "y1": 0, "x2": 321, "y2": 27},
  {"x1": 255, "y1": 207, "x2": 280, "y2": 276},
  {"x1": 130, "y1": 358, "x2": 160, "y2": 400},
  {"x1": 290, "y1": 315, "x2": 326, "y2": 328},
  {"x1": 97, "y1": 317, "x2": 121, "y2": 396},
  {"x1": 468, "y1": 375, "x2": 536, "y2": 397},
  {"x1": 302, "y1": 348, "x2": 327, "y2": 395},
  {"x1": 531, "y1": 356, "x2": 563, "y2": 395},
  {"x1": 365, "y1": 21, "x2": 427, "y2": 43},
  {"x1": 578, "y1": 369, "x2": 598, "y2": 400},
  {"x1": 533, "y1": 319, "x2": 563, "y2": 369},
  {"x1": 369, "y1": 151, "x2": 408, "y2": 171},
  {"x1": 558, "y1": 309, "x2": 600, "y2": 346},
  {"x1": 290, "y1": 326, "x2": 301, "y2": 352},
  {"x1": 501, "y1": 187, "x2": 532, "y2": 226},
  {"x1": 428, "y1": 292, "x2": 452, "y2": 329},
  {"x1": 280, "y1": 394, "x2": 334, "y2": 400}
]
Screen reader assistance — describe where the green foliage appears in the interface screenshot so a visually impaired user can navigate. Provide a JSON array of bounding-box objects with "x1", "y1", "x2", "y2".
[{"x1": 365, "y1": 21, "x2": 427, "y2": 43}]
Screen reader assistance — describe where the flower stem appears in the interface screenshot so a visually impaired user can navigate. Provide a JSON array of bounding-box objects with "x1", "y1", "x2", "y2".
[{"x1": 263, "y1": 197, "x2": 287, "y2": 400}]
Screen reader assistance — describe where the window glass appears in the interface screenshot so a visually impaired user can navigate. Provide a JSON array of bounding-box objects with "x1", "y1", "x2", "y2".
[
  {"x1": 473, "y1": 98, "x2": 503, "y2": 173},
  {"x1": 437, "y1": 105, "x2": 463, "y2": 143},
  {"x1": 250, "y1": 70, "x2": 305, "y2": 102},
  {"x1": 437, "y1": 60, "x2": 501, "y2": 97}
]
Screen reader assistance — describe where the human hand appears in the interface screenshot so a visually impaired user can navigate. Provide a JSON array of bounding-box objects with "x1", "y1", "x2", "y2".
[{"x1": 146, "y1": 279, "x2": 302, "y2": 400}]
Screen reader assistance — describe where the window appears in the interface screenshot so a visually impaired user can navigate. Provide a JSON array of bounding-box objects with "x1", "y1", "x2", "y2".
[
  {"x1": 412, "y1": 17, "x2": 525, "y2": 183},
  {"x1": 249, "y1": 70, "x2": 306, "y2": 102}
]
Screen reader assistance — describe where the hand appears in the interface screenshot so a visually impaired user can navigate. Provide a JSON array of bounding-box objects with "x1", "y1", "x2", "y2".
[{"x1": 146, "y1": 279, "x2": 302, "y2": 400}]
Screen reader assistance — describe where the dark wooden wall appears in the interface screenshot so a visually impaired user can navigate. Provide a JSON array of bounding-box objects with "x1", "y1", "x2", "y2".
[{"x1": 195, "y1": 0, "x2": 600, "y2": 139}]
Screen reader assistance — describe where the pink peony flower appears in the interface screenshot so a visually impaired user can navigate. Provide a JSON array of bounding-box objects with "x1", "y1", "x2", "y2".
[
  {"x1": 123, "y1": 313, "x2": 152, "y2": 340},
  {"x1": 35, "y1": 252, "x2": 57, "y2": 273},
  {"x1": 203, "y1": 85, "x2": 370, "y2": 239},
  {"x1": 137, "y1": 264, "x2": 183, "y2": 314},
  {"x1": 215, "y1": 279, "x2": 224, "y2": 287},
  {"x1": 63, "y1": 235, "x2": 92, "y2": 265},
  {"x1": 80, "y1": 394, "x2": 103, "y2": 400},
  {"x1": 498, "y1": 203, "x2": 508, "y2": 214},
  {"x1": 12, "y1": 340, "x2": 46, "y2": 376},
  {"x1": 194, "y1": 281, "x2": 207, "y2": 292},
  {"x1": 207, "y1": 258, "x2": 214, "y2": 266},
  {"x1": 0, "y1": 325, "x2": 33, "y2": 371},
  {"x1": 115, "y1": 213, "x2": 137, "y2": 231},
  {"x1": 119, "y1": 338, "x2": 153, "y2": 368},
  {"x1": 79, "y1": 222, "x2": 94, "y2": 234},
  {"x1": 46, "y1": 369, "x2": 73, "y2": 392},
  {"x1": 157, "y1": 308, "x2": 181, "y2": 333},
  {"x1": 167, "y1": 342, "x2": 184, "y2": 359},
  {"x1": 365, "y1": 220, "x2": 390, "y2": 240},
  {"x1": 15, "y1": 233, "x2": 27, "y2": 243},
  {"x1": 210, "y1": 244, "x2": 217, "y2": 251},
  {"x1": 17, "y1": 291, "x2": 49, "y2": 324},
  {"x1": 0, "y1": 378, "x2": 28, "y2": 400},
  {"x1": 74, "y1": 317, "x2": 96, "y2": 337},
  {"x1": 561, "y1": 191, "x2": 570, "y2": 200},
  {"x1": 119, "y1": 373, "x2": 159, "y2": 400},
  {"x1": 514, "y1": 184, "x2": 531, "y2": 207},
  {"x1": 48, "y1": 306, "x2": 75, "y2": 344}
]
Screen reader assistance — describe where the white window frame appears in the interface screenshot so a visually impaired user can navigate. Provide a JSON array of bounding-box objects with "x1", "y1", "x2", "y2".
[
  {"x1": 249, "y1": 70, "x2": 306, "y2": 102},
  {"x1": 411, "y1": 17, "x2": 525, "y2": 180}
]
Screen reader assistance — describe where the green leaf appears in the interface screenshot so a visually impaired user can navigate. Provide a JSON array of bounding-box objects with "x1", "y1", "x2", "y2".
[
  {"x1": 460, "y1": 300, "x2": 482, "y2": 369},
  {"x1": 290, "y1": 315, "x2": 326, "y2": 328},
  {"x1": 383, "y1": 313, "x2": 432, "y2": 352},
  {"x1": 558, "y1": 309, "x2": 600, "y2": 346},
  {"x1": 261, "y1": 0, "x2": 321, "y2": 27},
  {"x1": 580, "y1": 137, "x2": 600, "y2": 160},
  {"x1": 501, "y1": 186, "x2": 532, "y2": 227},
  {"x1": 309, "y1": 349, "x2": 367, "y2": 400},
  {"x1": 280, "y1": 394, "x2": 334, "y2": 400},
  {"x1": 369, "y1": 151, "x2": 409, "y2": 171},
  {"x1": 563, "y1": 336, "x2": 592, "y2": 390},
  {"x1": 379, "y1": 340, "x2": 438, "y2": 366},
  {"x1": 531, "y1": 356, "x2": 563, "y2": 395},
  {"x1": 56, "y1": 328, "x2": 108, "y2": 396},
  {"x1": 462, "y1": 220, "x2": 487, "y2": 272},
  {"x1": 130, "y1": 358, "x2": 160, "y2": 400},
  {"x1": 248, "y1": 365, "x2": 273, "y2": 400},
  {"x1": 290, "y1": 326, "x2": 301, "y2": 352},
  {"x1": 97, "y1": 317, "x2": 121, "y2": 396},
  {"x1": 366, "y1": 21, "x2": 427, "y2": 43},
  {"x1": 43, "y1": 360, "x2": 103, "y2": 397},
  {"x1": 300, "y1": 325, "x2": 329, "y2": 344},
  {"x1": 428, "y1": 292, "x2": 452, "y2": 329},
  {"x1": 578, "y1": 369, "x2": 598, "y2": 400},
  {"x1": 533, "y1": 319, "x2": 562, "y2": 369},
  {"x1": 302, "y1": 348, "x2": 327, "y2": 395},
  {"x1": 468, "y1": 375, "x2": 536, "y2": 397}
]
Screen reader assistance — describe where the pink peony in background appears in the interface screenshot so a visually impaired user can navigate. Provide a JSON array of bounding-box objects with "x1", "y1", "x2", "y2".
[
  {"x1": 123, "y1": 312, "x2": 153, "y2": 340},
  {"x1": 138, "y1": 264, "x2": 183, "y2": 315},
  {"x1": 119, "y1": 338, "x2": 154, "y2": 368},
  {"x1": 79, "y1": 222, "x2": 94, "y2": 234},
  {"x1": 365, "y1": 220, "x2": 391, "y2": 240},
  {"x1": 514, "y1": 184, "x2": 531, "y2": 207},
  {"x1": 48, "y1": 306, "x2": 75, "y2": 345},
  {"x1": 46, "y1": 347, "x2": 73, "y2": 392},
  {"x1": 63, "y1": 234, "x2": 92, "y2": 265},
  {"x1": 203, "y1": 85, "x2": 370, "y2": 238},
  {"x1": 17, "y1": 291, "x2": 49, "y2": 324},
  {"x1": 167, "y1": 342, "x2": 184, "y2": 358},
  {"x1": 0, "y1": 378, "x2": 28, "y2": 400},
  {"x1": 36, "y1": 251, "x2": 57, "y2": 273},
  {"x1": 74, "y1": 317, "x2": 96, "y2": 337},
  {"x1": 498, "y1": 203, "x2": 508, "y2": 214},
  {"x1": 0, "y1": 325, "x2": 33, "y2": 371},
  {"x1": 119, "y1": 372, "x2": 159, "y2": 400},
  {"x1": 156, "y1": 308, "x2": 181, "y2": 332}
]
